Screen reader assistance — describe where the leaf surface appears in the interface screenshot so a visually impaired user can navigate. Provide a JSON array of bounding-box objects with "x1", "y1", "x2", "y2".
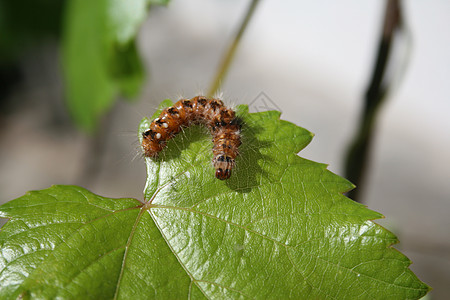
[
  {"x1": 138, "y1": 102, "x2": 430, "y2": 299},
  {"x1": 0, "y1": 102, "x2": 430, "y2": 299}
]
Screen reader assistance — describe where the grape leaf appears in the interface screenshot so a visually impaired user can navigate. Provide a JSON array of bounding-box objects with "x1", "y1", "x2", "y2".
[
  {"x1": 0, "y1": 102, "x2": 430, "y2": 299},
  {"x1": 62, "y1": 0, "x2": 168, "y2": 132}
]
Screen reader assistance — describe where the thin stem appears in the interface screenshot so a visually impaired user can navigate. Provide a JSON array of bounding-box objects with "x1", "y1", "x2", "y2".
[
  {"x1": 207, "y1": 0, "x2": 261, "y2": 97},
  {"x1": 344, "y1": 0, "x2": 403, "y2": 202}
]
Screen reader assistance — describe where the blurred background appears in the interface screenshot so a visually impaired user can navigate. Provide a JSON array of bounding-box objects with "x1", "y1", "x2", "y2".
[{"x1": 0, "y1": 0, "x2": 449, "y2": 298}]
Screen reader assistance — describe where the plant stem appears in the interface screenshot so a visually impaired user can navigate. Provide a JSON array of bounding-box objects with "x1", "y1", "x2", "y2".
[
  {"x1": 207, "y1": 0, "x2": 261, "y2": 97},
  {"x1": 344, "y1": 0, "x2": 403, "y2": 202}
]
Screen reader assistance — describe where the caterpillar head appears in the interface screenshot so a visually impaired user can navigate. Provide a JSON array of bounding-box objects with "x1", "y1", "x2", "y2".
[
  {"x1": 214, "y1": 155, "x2": 234, "y2": 180},
  {"x1": 141, "y1": 129, "x2": 164, "y2": 157}
]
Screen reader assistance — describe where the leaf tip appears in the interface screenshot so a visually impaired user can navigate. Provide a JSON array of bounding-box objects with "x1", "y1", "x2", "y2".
[{"x1": 235, "y1": 104, "x2": 249, "y2": 115}]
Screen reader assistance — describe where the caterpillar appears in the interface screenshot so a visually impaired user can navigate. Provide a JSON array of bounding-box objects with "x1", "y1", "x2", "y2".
[{"x1": 141, "y1": 96, "x2": 242, "y2": 180}]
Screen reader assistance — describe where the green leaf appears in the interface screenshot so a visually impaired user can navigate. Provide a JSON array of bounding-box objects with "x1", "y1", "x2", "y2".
[
  {"x1": 0, "y1": 186, "x2": 142, "y2": 299},
  {"x1": 0, "y1": 103, "x2": 430, "y2": 299},
  {"x1": 62, "y1": 0, "x2": 158, "y2": 132},
  {"x1": 139, "y1": 102, "x2": 430, "y2": 298}
]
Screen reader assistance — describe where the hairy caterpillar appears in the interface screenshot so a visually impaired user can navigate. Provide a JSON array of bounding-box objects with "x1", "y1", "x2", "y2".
[{"x1": 141, "y1": 96, "x2": 242, "y2": 180}]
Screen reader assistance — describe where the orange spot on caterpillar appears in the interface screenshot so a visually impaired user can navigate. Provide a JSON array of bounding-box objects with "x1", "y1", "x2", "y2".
[{"x1": 142, "y1": 96, "x2": 241, "y2": 180}]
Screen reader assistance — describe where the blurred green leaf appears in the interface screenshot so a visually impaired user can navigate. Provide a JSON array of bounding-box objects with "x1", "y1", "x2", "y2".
[
  {"x1": 0, "y1": 104, "x2": 430, "y2": 299},
  {"x1": 62, "y1": 0, "x2": 165, "y2": 132}
]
